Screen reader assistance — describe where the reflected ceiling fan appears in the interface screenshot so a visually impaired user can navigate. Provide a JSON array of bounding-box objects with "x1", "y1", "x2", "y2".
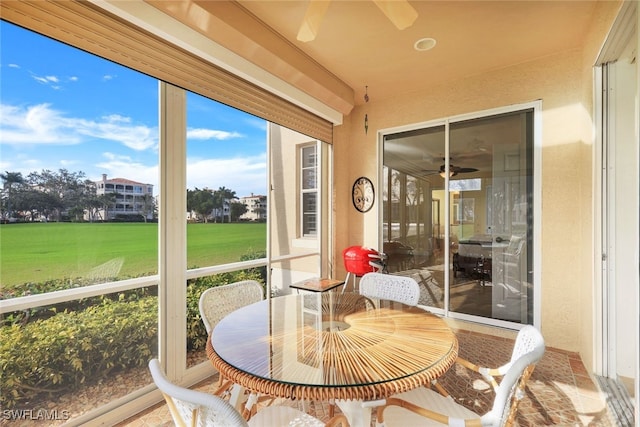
[
  {"x1": 438, "y1": 163, "x2": 479, "y2": 177},
  {"x1": 297, "y1": 0, "x2": 418, "y2": 42},
  {"x1": 423, "y1": 159, "x2": 479, "y2": 178}
]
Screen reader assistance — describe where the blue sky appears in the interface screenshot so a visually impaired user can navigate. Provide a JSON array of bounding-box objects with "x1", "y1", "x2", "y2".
[{"x1": 0, "y1": 21, "x2": 268, "y2": 197}]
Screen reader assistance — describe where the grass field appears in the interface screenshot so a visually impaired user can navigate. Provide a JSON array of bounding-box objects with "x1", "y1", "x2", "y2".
[{"x1": 0, "y1": 222, "x2": 266, "y2": 287}]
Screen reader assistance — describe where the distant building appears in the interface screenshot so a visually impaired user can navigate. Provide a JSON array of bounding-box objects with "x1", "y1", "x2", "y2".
[
  {"x1": 239, "y1": 193, "x2": 267, "y2": 221},
  {"x1": 94, "y1": 174, "x2": 154, "y2": 220}
]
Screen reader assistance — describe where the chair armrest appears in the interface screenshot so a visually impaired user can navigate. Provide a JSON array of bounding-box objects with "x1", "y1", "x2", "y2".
[
  {"x1": 431, "y1": 357, "x2": 503, "y2": 398},
  {"x1": 326, "y1": 414, "x2": 350, "y2": 427},
  {"x1": 456, "y1": 357, "x2": 501, "y2": 389},
  {"x1": 376, "y1": 397, "x2": 483, "y2": 427}
]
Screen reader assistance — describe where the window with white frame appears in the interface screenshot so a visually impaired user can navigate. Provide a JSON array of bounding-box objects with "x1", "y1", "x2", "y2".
[{"x1": 301, "y1": 144, "x2": 318, "y2": 237}]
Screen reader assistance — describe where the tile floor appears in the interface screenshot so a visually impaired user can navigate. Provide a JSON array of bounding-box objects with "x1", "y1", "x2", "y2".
[{"x1": 119, "y1": 324, "x2": 620, "y2": 426}]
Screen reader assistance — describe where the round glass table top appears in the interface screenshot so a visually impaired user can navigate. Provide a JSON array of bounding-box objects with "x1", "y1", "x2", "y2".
[{"x1": 207, "y1": 292, "x2": 458, "y2": 401}]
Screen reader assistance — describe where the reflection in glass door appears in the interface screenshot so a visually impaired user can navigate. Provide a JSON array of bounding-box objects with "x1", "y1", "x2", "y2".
[
  {"x1": 383, "y1": 108, "x2": 535, "y2": 325},
  {"x1": 383, "y1": 126, "x2": 446, "y2": 309}
]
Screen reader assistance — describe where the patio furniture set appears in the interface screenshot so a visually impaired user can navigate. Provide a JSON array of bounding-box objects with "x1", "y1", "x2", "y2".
[{"x1": 149, "y1": 273, "x2": 545, "y2": 426}]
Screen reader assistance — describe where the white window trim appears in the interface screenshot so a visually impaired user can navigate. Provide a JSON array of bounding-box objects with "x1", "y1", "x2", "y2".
[
  {"x1": 300, "y1": 142, "x2": 319, "y2": 238},
  {"x1": 377, "y1": 100, "x2": 542, "y2": 330}
]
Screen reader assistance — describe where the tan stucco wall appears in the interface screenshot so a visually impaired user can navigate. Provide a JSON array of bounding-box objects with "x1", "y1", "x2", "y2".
[
  {"x1": 332, "y1": 0, "x2": 621, "y2": 358},
  {"x1": 270, "y1": 124, "x2": 323, "y2": 292}
]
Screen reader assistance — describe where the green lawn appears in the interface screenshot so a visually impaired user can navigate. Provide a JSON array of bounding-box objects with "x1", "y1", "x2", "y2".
[{"x1": 0, "y1": 222, "x2": 266, "y2": 287}]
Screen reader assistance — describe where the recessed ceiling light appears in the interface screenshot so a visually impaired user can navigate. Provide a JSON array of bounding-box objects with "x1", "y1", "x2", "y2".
[{"x1": 414, "y1": 37, "x2": 436, "y2": 52}]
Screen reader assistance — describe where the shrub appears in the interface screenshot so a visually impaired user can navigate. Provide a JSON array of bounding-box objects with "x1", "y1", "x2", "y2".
[
  {"x1": 0, "y1": 249, "x2": 267, "y2": 409},
  {"x1": 1, "y1": 281, "x2": 156, "y2": 327},
  {"x1": 0, "y1": 297, "x2": 158, "y2": 409}
]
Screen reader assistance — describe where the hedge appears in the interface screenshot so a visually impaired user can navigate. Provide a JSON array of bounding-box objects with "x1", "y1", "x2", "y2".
[
  {"x1": 0, "y1": 298, "x2": 158, "y2": 408},
  {"x1": 0, "y1": 268, "x2": 265, "y2": 409}
]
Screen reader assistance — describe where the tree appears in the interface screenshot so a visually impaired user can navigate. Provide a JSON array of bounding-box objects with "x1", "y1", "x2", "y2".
[
  {"x1": 212, "y1": 186, "x2": 236, "y2": 223},
  {"x1": 252, "y1": 196, "x2": 267, "y2": 220},
  {"x1": 137, "y1": 193, "x2": 155, "y2": 223},
  {"x1": 13, "y1": 189, "x2": 61, "y2": 222},
  {"x1": 187, "y1": 188, "x2": 215, "y2": 223},
  {"x1": 229, "y1": 201, "x2": 248, "y2": 222},
  {"x1": 98, "y1": 192, "x2": 117, "y2": 221},
  {"x1": 84, "y1": 195, "x2": 102, "y2": 222},
  {"x1": 0, "y1": 171, "x2": 25, "y2": 220},
  {"x1": 26, "y1": 169, "x2": 89, "y2": 221}
]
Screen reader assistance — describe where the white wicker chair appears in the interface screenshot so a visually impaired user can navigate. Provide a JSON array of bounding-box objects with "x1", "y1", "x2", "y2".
[
  {"x1": 148, "y1": 359, "x2": 349, "y2": 427},
  {"x1": 359, "y1": 272, "x2": 420, "y2": 306},
  {"x1": 198, "y1": 280, "x2": 265, "y2": 415},
  {"x1": 375, "y1": 326, "x2": 545, "y2": 427},
  {"x1": 432, "y1": 325, "x2": 544, "y2": 397},
  {"x1": 199, "y1": 280, "x2": 264, "y2": 335}
]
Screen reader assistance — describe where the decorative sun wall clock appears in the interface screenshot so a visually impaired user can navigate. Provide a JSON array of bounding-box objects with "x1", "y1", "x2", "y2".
[{"x1": 352, "y1": 177, "x2": 374, "y2": 213}]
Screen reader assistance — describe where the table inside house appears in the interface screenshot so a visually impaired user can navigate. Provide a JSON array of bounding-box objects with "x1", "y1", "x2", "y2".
[{"x1": 206, "y1": 292, "x2": 458, "y2": 427}]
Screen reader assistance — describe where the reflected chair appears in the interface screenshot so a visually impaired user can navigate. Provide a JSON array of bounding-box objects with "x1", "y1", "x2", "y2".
[
  {"x1": 148, "y1": 359, "x2": 350, "y2": 427},
  {"x1": 502, "y1": 235, "x2": 526, "y2": 287},
  {"x1": 359, "y1": 272, "x2": 420, "y2": 306},
  {"x1": 198, "y1": 280, "x2": 264, "y2": 415},
  {"x1": 376, "y1": 326, "x2": 545, "y2": 427},
  {"x1": 383, "y1": 241, "x2": 415, "y2": 273}
]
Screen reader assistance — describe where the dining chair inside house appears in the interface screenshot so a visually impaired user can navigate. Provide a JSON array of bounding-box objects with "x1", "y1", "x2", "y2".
[
  {"x1": 198, "y1": 280, "x2": 265, "y2": 415},
  {"x1": 148, "y1": 359, "x2": 350, "y2": 427},
  {"x1": 432, "y1": 325, "x2": 545, "y2": 397},
  {"x1": 375, "y1": 326, "x2": 546, "y2": 427},
  {"x1": 502, "y1": 235, "x2": 526, "y2": 286},
  {"x1": 359, "y1": 272, "x2": 421, "y2": 306}
]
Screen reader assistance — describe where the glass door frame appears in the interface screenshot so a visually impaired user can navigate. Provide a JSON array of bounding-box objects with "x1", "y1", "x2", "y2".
[{"x1": 377, "y1": 101, "x2": 542, "y2": 329}]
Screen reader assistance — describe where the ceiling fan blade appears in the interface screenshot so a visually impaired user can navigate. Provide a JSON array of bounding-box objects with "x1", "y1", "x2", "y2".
[
  {"x1": 297, "y1": 0, "x2": 332, "y2": 42},
  {"x1": 457, "y1": 167, "x2": 479, "y2": 173},
  {"x1": 371, "y1": 0, "x2": 418, "y2": 30}
]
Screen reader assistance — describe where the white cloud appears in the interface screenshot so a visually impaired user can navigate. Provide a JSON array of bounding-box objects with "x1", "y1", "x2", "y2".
[
  {"x1": 8, "y1": 64, "x2": 20, "y2": 69},
  {"x1": 27, "y1": 72, "x2": 76, "y2": 89},
  {"x1": 0, "y1": 103, "x2": 157, "y2": 150},
  {"x1": 31, "y1": 74, "x2": 59, "y2": 85},
  {"x1": 0, "y1": 103, "x2": 80, "y2": 144},
  {"x1": 102, "y1": 152, "x2": 132, "y2": 162},
  {"x1": 92, "y1": 152, "x2": 266, "y2": 196},
  {"x1": 243, "y1": 117, "x2": 267, "y2": 132},
  {"x1": 95, "y1": 153, "x2": 158, "y2": 188},
  {"x1": 186, "y1": 154, "x2": 267, "y2": 197},
  {"x1": 187, "y1": 128, "x2": 243, "y2": 140},
  {"x1": 104, "y1": 114, "x2": 131, "y2": 124},
  {"x1": 59, "y1": 159, "x2": 78, "y2": 167},
  {"x1": 0, "y1": 156, "x2": 44, "y2": 177},
  {"x1": 103, "y1": 75, "x2": 115, "y2": 81}
]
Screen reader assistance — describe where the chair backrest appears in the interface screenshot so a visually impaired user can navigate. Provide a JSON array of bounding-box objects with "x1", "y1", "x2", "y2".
[
  {"x1": 199, "y1": 280, "x2": 264, "y2": 334},
  {"x1": 506, "y1": 235, "x2": 525, "y2": 257},
  {"x1": 509, "y1": 325, "x2": 545, "y2": 364},
  {"x1": 148, "y1": 359, "x2": 249, "y2": 427},
  {"x1": 482, "y1": 326, "x2": 545, "y2": 427},
  {"x1": 359, "y1": 272, "x2": 420, "y2": 306}
]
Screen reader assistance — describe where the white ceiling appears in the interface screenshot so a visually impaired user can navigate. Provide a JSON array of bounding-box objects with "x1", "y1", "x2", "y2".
[
  {"x1": 140, "y1": 0, "x2": 599, "y2": 177},
  {"x1": 236, "y1": 0, "x2": 599, "y2": 106},
  {"x1": 229, "y1": 1, "x2": 598, "y2": 178}
]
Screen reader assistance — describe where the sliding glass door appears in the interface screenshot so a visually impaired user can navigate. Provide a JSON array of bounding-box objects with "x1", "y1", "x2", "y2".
[
  {"x1": 382, "y1": 106, "x2": 535, "y2": 326},
  {"x1": 383, "y1": 125, "x2": 446, "y2": 309}
]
